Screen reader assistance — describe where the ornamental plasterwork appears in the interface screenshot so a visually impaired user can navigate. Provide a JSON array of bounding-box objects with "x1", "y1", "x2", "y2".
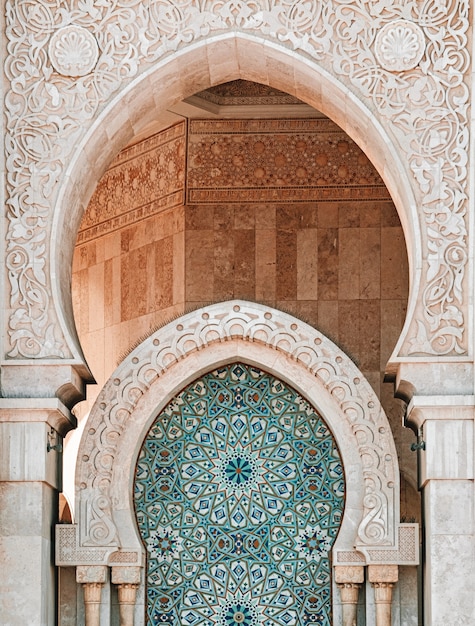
[
  {"x1": 374, "y1": 20, "x2": 426, "y2": 72},
  {"x1": 4, "y1": 1, "x2": 469, "y2": 358},
  {"x1": 76, "y1": 301, "x2": 399, "y2": 557},
  {"x1": 48, "y1": 25, "x2": 99, "y2": 76}
]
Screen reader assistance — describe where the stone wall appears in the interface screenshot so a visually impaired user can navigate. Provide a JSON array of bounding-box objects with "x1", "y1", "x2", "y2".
[{"x1": 72, "y1": 118, "x2": 416, "y2": 512}]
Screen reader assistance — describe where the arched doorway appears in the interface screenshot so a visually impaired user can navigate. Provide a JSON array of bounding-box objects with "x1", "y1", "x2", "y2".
[
  {"x1": 57, "y1": 301, "x2": 418, "y2": 625},
  {"x1": 134, "y1": 362, "x2": 345, "y2": 625}
]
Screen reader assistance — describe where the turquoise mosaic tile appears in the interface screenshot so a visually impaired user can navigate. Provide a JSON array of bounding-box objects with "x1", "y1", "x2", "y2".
[{"x1": 134, "y1": 363, "x2": 345, "y2": 625}]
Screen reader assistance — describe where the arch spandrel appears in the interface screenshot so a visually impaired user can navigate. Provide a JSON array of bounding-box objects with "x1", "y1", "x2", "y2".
[
  {"x1": 66, "y1": 301, "x2": 418, "y2": 572},
  {"x1": 3, "y1": 2, "x2": 470, "y2": 369}
]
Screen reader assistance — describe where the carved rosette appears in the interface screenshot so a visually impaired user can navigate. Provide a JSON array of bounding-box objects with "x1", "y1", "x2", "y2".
[
  {"x1": 4, "y1": 1, "x2": 469, "y2": 358},
  {"x1": 375, "y1": 20, "x2": 425, "y2": 72},
  {"x1": 49, "y1": 25, "x2": 99, "y2": 77}
]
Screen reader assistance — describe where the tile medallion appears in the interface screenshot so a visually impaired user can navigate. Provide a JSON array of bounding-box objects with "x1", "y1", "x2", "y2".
[{"x1": 134, "y1": 363, "x2": 345, "y2": 625}]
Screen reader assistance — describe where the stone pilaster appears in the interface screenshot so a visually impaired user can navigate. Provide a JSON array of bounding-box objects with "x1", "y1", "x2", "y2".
[
  {"x1": 368, "y1": 565, "x2": 398, "y2": 626},
  {"x1": 406, "y1": 396, "x2": 475, "y2": 625},
  {"x1": 77, "y1": 565, "x2": 108, "y2": 626},
  {"x1": 111, "y1": 567, "x2": 141, "y2": 626},
  {"x1": 335, "y1": 566, "x2": 364, "y2": 626},
  {"x1": 0, "y1": 399, "x2": 75, "y2": 625}
]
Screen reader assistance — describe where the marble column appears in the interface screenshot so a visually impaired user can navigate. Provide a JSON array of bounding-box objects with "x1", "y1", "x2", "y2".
[
  {"x1": 0, "y1": 397, "x2": 76, "y2": 625},
  {"x1": 112, "y1": 566, "x2": 141, "y2": 626},
  {"x1": 368, "y1": 565, "x2": 398, "y2": 626},
  {"x1": 335, "y1": 566, "x2": 364, "y2": 626},
  {"x1": 407, "y1": 397, "x2": 475, "y2": 625},
  {"x1": 77, "y1": 565, "x2": 108, "y2": 626}
]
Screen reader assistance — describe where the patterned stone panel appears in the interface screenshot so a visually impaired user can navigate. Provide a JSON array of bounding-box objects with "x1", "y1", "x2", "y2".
[
  {"x1": 134, "y1": 363, "x2": 345, "y2": 626},
  {"x1": 187, "y1": 119, "x2": 390, "y2": 204},
  {"x1": 4, "y1": 0, "x2": 470, "y2": 358},
  {"x1": 78, "y1": 122, "x2": 186, "y2": 244}
]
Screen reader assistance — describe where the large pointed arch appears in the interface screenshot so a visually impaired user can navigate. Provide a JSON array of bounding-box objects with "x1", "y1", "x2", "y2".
[{"x1": 51, "y1": 34, "x2": 422, "y2": 367}]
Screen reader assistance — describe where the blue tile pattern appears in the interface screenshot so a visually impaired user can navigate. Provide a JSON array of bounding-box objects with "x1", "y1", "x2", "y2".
[{"x1": 134, "y1": 363, "x2": 345, "y2": 625}]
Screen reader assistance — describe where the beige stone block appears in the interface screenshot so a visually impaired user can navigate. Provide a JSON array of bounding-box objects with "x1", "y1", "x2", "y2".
[
  {"x1": 276, "y1": 230, "x2": 297, "y2": 300},
  {"x1": 234, "y1": 229, "x2": 256, "y2": 300},
  {"x1": 103, "y1": 231, "x2": 121, "y2": 260},
  {"x1": 295, "y1": 301, "x2": 319, "y2": 328},
  {"x1": 186, "y1": 205, "x2": 214, "y2": 230},
  {"x1": 294, "y1": 63, "x2": 323, "y2": 110},
  {"x1": 0, "y1": 422, "x2": 48, "y2": 482},
  {"x1": 105, "y1": 324, "x2": 127, "y2": 375},
  {"x1": 0, "y1": 481, "x2": 54, "y2": 538},
  {"x1": 318, "y1": 228, "x2": 338, "y2": 300},
  {"x1": 381, "y1": 226, "x2": 408, "y2": 300},
  {"x1": 84, "y1": 329, "x2": 105, "y2": 387},
  {"x1": 185, "y1": 230, "x2": 214, "y2": 301},
  {"x1": 358, "y1": 299, "x2": 380, "y2": 371},
  {"x1": 180, "y1": 44, "x2": 211, "y2": 98},
  {"x1": 255, "y1": 229, "x2": 276, "y2": 300},
  {"x1": 425, "y1": 535, "x2": 475, "y2": 625},
  {"x1": 152, "y1": 237, "x2": 174, "y2": 311},
  {"x1": 380, "y1": 300, "x2": 405, "y2": 367},
  {"x1": 423, "y1": 420, "x2": 474, "y2": 481},
  {"x1": 150, "y1": 57, "x2": 186, "y2": 109},
  {"x1": 297, "y1": 230, "x2": 318, "y2": 300},
  {"x1": 236, "y1": 38, "x2": 269, "y2": 85},
  {"x1": 0, "y1": 536, "x2": 55, "y2": 624},
  {"x1": 317, "y1": 300, "x2": 339, "y2": 344},
  {"x1": 173, "y1": 231, "x2": 185, "y2": 305},
  {"x1": 265, "y1": 43, "x2": 296, "y2": 94},
  {"x1": 338, "y1": 203, "x2": 359, "y2": 228},
  {"x1": 213, "y1": 230, "x2": 235, "y2": 301},
  {"x1": 255, "y1": 205, "x2": 275, "y2": 230},
  {"x1": 319, "y1": 203, "x2": 340, "y2": 228},
  {"x1": 338, "y1": 300, "x2": 360, "y2": 362},
  {"x1": 360, "y1": 228, "x2": 380, "y2": 299},
  {"x1": 88, "y1": 263, "x2": 105, "y2": 332},
  {"x1": 338, "y1": 228, "x2": 359, "y2": 300},
  {"x1": 234, "y1": 205, "x2": 255, "y2": 230},
  {"x1": 425, "y1": 480, "x2": 473, "y2": 536},
  {"x1": 207, "y1": 37, "x2": 239, "y2": 86}
]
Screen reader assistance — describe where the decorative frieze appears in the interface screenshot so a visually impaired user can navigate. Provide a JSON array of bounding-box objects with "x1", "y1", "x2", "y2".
[
  {"x1": 187, "y1": 118, "x2": 389, "y2": 204},
  {"x1": 78, "y1": 122, "x2": 186, "y2": 244}
]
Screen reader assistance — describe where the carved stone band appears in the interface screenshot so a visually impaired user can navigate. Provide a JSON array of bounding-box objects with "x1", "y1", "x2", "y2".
[
  {"x1": 49, "y1": 25, "x2": 99, "y2": 77},
  {"x1": 375, "y1": 20, "x2": 425, "y2": 72}
]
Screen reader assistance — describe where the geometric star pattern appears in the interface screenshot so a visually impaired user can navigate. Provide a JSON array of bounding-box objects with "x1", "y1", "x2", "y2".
[{"x1": 134, "y1": 363, "x2": 345, "y2": 625}]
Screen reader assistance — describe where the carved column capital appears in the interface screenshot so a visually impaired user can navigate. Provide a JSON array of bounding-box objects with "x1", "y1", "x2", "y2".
[
  {"x1": 368, "y1": 565, "x2": 398, "y2": 626},
  {"x1": 367, "y1": 564, "x2": 398, "y2": 583},
  {"x1": 112, "y1": 566, "x2": 141, "y2": 626},
  {"x1": 335, "y1": 566, "x2": 364, "y2": 626},
  {"x1": 77, "y1": 566, "x2": 107, "y2": 626}
]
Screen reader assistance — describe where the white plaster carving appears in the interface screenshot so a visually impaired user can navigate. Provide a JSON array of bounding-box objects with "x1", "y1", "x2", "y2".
[
  {"x1": 335, "y1": 524, "x2": 419, "y2": 565},
  {"x1": 4, "y1": 1, "x2": 469, "y2": 358},
  {"x1": 70, "y1": 302, "x2": 411, "y2": 567},
  {"x1": 375, "y1": 20, "x2": 425, "y2": 72},
  {"x1": 49, "y1": 26, "x2": 99, "y2": 77}
]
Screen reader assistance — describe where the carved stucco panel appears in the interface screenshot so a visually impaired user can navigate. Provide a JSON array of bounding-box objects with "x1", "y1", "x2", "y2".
[
  {"x1": 4, "y1": 1, "x2": 470, "y2": 358},
  {"x1": 76, "y1": 301, "x2": 399, "y2": 555}
]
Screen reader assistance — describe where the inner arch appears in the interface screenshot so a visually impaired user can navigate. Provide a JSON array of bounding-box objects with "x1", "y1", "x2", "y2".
[
  {"x1": 134, "y1": 361, "x2": 345, "y2": 626},
  {"x1": 56, "y1": 34, "x2": 419, "y2": 365}
]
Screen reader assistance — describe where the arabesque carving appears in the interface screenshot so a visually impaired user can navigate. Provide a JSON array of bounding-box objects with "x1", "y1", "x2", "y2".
[
  {"x1": 4, "y1": 1, "x2": 469, "y2": 357},
  {"x1": 76, "y1": 301, "x2": 400, "y2": 556}
]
